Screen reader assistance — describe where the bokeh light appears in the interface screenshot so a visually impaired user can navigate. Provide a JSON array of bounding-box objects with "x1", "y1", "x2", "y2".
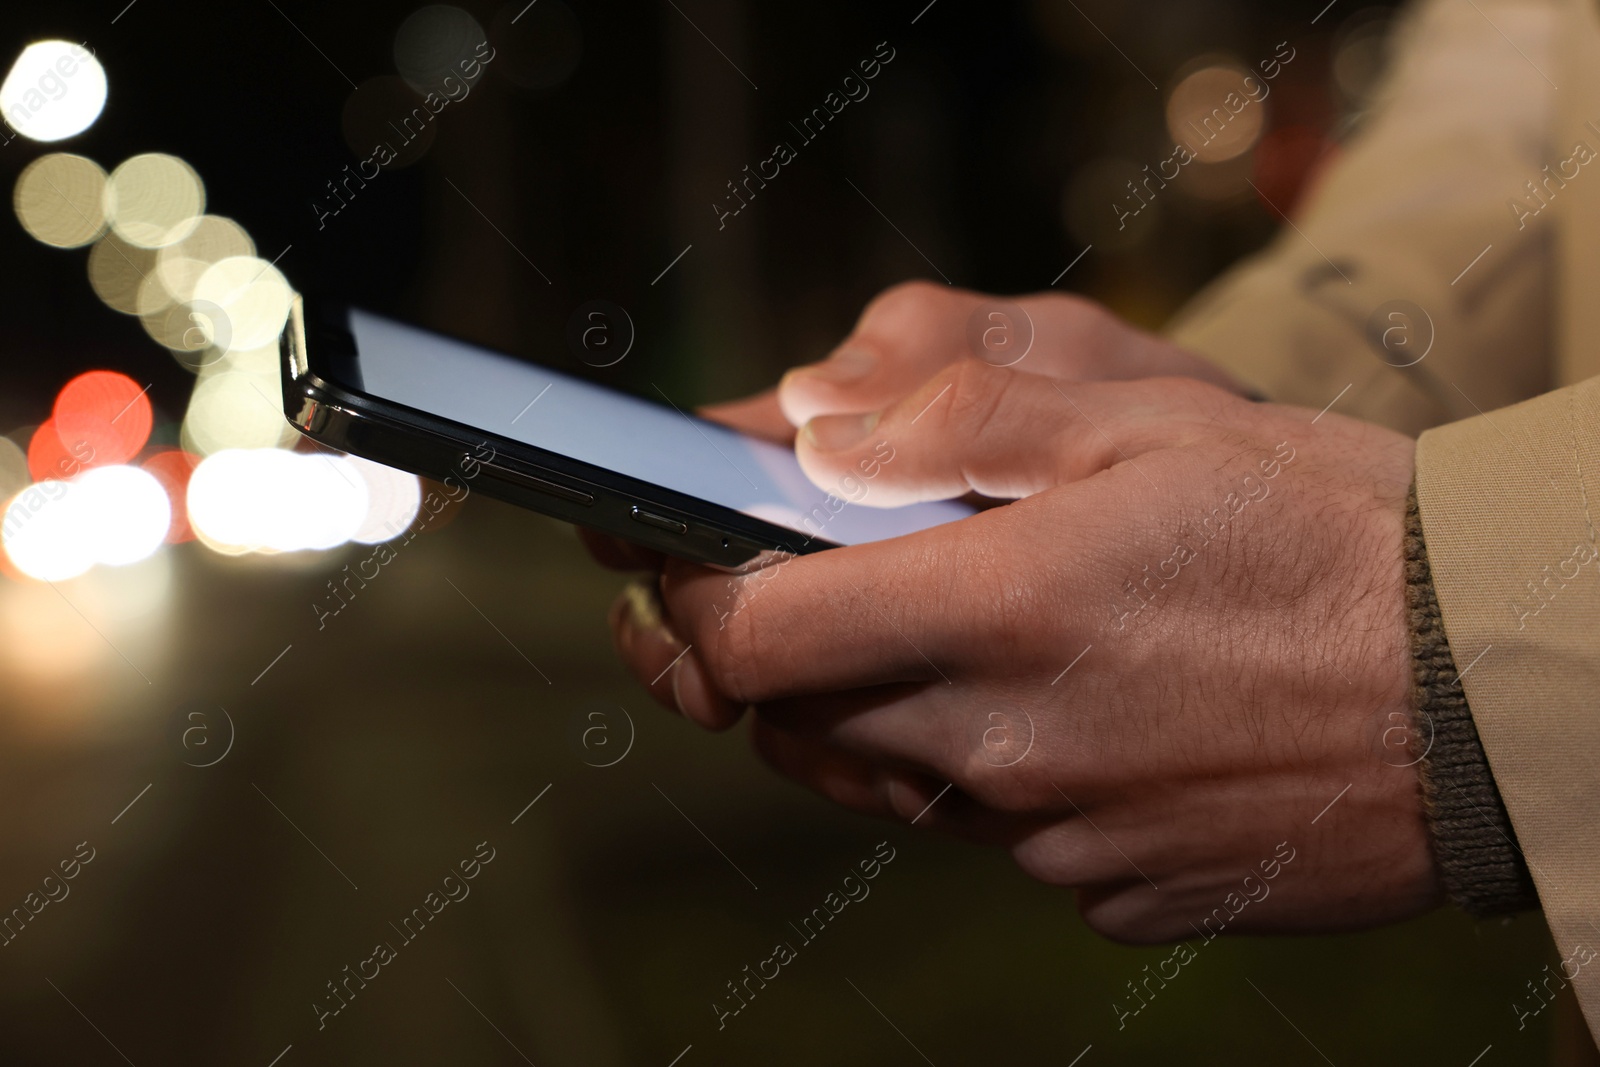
[
  {"x1": 106, "y1": 152, "x2": 205, "y2": 248},
  {"x1": 347, "y1": 456, "x2": 423, "y2": 543},
  {"x1": 1165, "y1": 64, "x2": 1267, "y2": 164},
  {"x1": 1333, "y1": 11, "x2": 1394, "y2": 106},
  {"x1": 141, "y1": 296, "x2": 234, "y2": 362},
  {"x1": 26, "y1": 419, "x2": 92, "y2": 482},
  {"x1": 53, "y1": 369, "x2": 152, "y2": 466},
  {"x1": 0, "y1": 41, "x2": 107, "y2": 142},
  {"x1": 0, "y1": 30, "x2": 426, "y2": 585},
  {"x1": 394, "y1": 6, "x2": 488, "y2": 97},
  {"x1": 141, "y1": 450, "x2": 201, "y2": 542},
  {"x1": 343, "y1": 76, "x2": 435, "y2": 169},
  {"x1": 0, "y1": 436, "x2": 28, "y2": 503},
  {"x1": 87, "y1": 230, "x2": 159, "y2": 314},
  {"x1": 155, "y1": 215, "x2": 254, "y2": 303},
  {"x1": 192, "y1": 255, "x2": 292, "y2": 351},
  {"x1": 181, "y1": 366, "x2": 296, "y2": 455},
  {"x1": 198, "y1": 340, "x2": 279, "y2": 383},
  {"x1": 139, "y1": 217, "x2": 257, "y2": 362},
  {"x1": 14, "y1": 153, "x2": 108, "y2": 247},
  {"x1": 142, "y1": 263, "x2": 202, "y2": 316},
  {"x1": 0, "y1": 552, "x2": 171, "y2": 691},
  {"x1": 490, "y1": 0, "x2": 583, "y2": 91},
  {"x1": 187, "y1": 449, "x2": 369, "y2": 554},
  {"x1": 75, "y1": 465, "x2": 171, "y2": 567},
  {"x1": 3, "y1": 479, "x2": 93, "y2": 580},
  {"x1": 3, "y1": 465, "x2": 168, "y2": 581}
]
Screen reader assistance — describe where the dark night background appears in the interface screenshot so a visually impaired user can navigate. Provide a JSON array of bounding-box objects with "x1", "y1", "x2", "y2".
[{"x1": 0, "y1": 0, "x2": 1592, "y2": 1064}]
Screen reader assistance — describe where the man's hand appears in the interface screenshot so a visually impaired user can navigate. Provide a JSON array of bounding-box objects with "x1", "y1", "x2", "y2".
[
  {"x1": 601, "y1": 285, "x2": 1441, "y2": 940},
  {"x1": 776, "y1": 280, "x2": 1251, "y2": 428}
]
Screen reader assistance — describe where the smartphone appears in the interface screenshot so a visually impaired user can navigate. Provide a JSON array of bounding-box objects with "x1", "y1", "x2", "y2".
[{"x1": 279, "y1": 298, "x2": 974, "y2": 568}]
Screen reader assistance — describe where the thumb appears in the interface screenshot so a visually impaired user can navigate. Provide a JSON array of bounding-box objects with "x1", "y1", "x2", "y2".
[
  {"x1": 778, "y1": 281, "x2": 983, "y2": 427},
  {"x1": 796, "y1": 366, "x2": 1233, "y2": 507}
]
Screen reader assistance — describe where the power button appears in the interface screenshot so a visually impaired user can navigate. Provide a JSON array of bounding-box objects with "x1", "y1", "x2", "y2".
[{"x1": 630, "y1": 506, "x2": 688, "y2": 535}]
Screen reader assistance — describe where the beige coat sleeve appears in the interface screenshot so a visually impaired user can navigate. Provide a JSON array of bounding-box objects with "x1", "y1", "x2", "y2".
[
  {"x1": 1159, "y1": 0, "x2": 1600, "y2": 1038},
  {"x1": 1166, "y1": 0, "x2": 1560, "y2": 436},
  {"x1": 1416, "y1": 378, "x2": 1600, "y2": 1036}
]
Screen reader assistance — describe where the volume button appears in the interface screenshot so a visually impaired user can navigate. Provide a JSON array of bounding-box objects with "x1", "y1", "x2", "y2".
[{"x1": 477, "y1": 460, "x2": 595, "y2": 506}]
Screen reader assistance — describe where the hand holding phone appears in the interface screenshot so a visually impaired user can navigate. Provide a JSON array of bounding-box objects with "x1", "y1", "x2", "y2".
[{"x1": 280, "y1": 298, "x2": 973, "y2": 568}]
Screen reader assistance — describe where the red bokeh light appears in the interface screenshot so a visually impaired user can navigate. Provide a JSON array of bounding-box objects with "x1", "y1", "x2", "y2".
[
  {"x1": 142, "y1": 450, "x2": 202, "y2": 543},
  {"x1": 26, "y1": 418, "x2": 94, "y2": 482},
  {"x1": 52, "y1": 370, "x2": 152, "y2": 468}
]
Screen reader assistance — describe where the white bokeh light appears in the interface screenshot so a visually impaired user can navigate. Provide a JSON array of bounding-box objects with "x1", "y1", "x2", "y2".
[
  {"x1": 0, "y1": 41, "x2": 107, "y2": 143},
  {"x1": 2, "y1": 480, "x2": 95, "y2": 580},
  {"x1": 181, "y1": 369, "x2": 296, "y2": 454},
  {"x1": 347, "y1": 456, "x2": 422, "y2": 544},
  {"x1": 75, "y1": 465, "x2": 171, "y2": 567},
  {"x1": 187, "y1": 449, "x2": 368, "y2": 554},
  {"x1": 1, "y1": 465, "x2": 172, "y2": 580},
  {"x1": 105, "y1": 153, "x2": 205, "y2": 248},
  {"x1": 193, "y1": 255, "x2": 292, "y2": 352}
]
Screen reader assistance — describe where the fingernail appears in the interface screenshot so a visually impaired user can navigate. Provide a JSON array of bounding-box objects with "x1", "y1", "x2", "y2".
[
  {"x1": 672, "y1": 652, "x2": 738, "y2": 729},
  {"x1": 880, "y1": 771, "x2": 935, "y2": 822},
  {"x1": 802, "y1": 411, "x2": 879, "y2": 452},
  {"x1": 671, "y1": 651, "x2": 707, "y2": 720},
  {"x1": 801, "y1": 347, "x2": 876, "y2": 385}
]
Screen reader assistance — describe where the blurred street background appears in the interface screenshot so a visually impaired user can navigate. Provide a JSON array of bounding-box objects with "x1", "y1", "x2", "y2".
[{"x1": 0, "y1": 0, "x2": 1590, "y2": 1063}]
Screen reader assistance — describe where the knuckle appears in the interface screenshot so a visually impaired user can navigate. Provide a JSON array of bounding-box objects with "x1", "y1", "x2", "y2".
[
  {"x1": 1047, "y1": 292, "x2": 1115, "y2": 337},
  {"x1": 1047, "y1": 291, "x2": 1110, "y2": 325},
  {"x1": 938, "y1": 359, "x2": 1010, "y2": 438},
  {"x1": 865, "y1": 279, "x2": 953, "y2": 324},
  {"x1": 1151, "y1": 373, "x2": 1232, "y2": 413},
  {"x1": 855, "y1": 281, "x2": 976, "y2": 356},
  {"x1": 963, "y1": 762, "x2": 1049, "y2": 813},
  {"x1": 1034, "y1": 294, "x2": 1155, "y2": 381}
]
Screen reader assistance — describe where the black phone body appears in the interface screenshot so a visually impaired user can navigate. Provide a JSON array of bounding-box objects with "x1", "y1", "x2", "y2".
[{"x1": 279, "y1": 298, "x2": 972, "y2": 568}]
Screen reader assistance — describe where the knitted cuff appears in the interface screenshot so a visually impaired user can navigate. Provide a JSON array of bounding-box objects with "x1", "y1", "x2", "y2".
[{"x1": 1406, "y1": 481, "x2": 1539, "y2": 917}]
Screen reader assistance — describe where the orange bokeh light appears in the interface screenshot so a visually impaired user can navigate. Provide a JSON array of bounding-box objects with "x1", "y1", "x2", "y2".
[
  {"x1": 142, "y1": 449, "x2": 202, "y2": 543},
  {"x1": 26, "y1": 418, "x2": 92, "y2": 482},
  {"x1": 0, "y1": 539, "x2": 26, "y2": 583},
  {"x1": 52, "y1": 370, "x2": 152, "y2": 468}
]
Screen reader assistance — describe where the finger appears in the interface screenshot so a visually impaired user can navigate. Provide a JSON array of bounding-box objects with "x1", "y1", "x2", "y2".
[
  {"x1": 578, "y1": 526, "x2": 664, "y2": 572},
  {"x1": 1011, "y1": 820, "x2": 1165, "y2": 892},
  {"x1": 611, "y1": 581, "x2": 744, "y2": 730},
  {"x1": 778, "y1": 281, "x2": 987, "y2": 426},
  {"x1": 656, "y1": 497, "x2": 1089, "y2": 701},
  {"x1": 753, "y1": 687, "x2": 1091, "y2": 823},
  {"x1": 749, "y1": 716, "x2": 895, "y2": 816},
  {"x1": 779, "y1": 282, "x2": 1246, "y2": 427},
  {"x1": 797, "y1": 366, "x2": 1240, "y2": 506},
  {"x1": 699, "y1": 387, "x2": 794, "y2": 444},
  {"x1": 753, "y1": 683, "x2": 963, "y2": 777},
  {"x1": 749, "y1": 719, "x2": 1046, "y2": 845}
]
